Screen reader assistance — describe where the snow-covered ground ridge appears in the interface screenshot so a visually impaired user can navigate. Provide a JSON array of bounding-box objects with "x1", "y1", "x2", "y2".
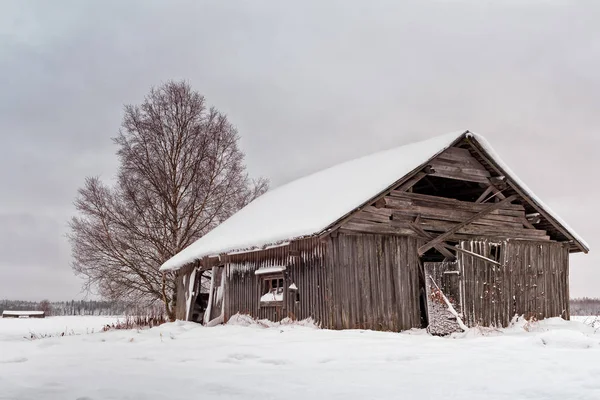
[{"x1": 1, "y1": 315, "x2": 600, "y2": 399}]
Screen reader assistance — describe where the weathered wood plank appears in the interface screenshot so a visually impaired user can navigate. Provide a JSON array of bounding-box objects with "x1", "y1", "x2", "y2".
[
  {"x1": 340, "y1": 221, "x2": 416, "y2": 236},
  {"x1": 387, "y1": 191, "x2": 525, "y2": 212},
  {"x1": 475, "y1": 186, "x2": 495, "y2": 203},
  {"x1": 397, "y1": 218, "x2": 547, "y2": 238},
  {"x1": 427, "y1": 167, "x2": 490, "y2": 183},
  {"x1": 418, "y1": 195, "x2": 518, "y2": 255},
  {"x1": 429, "y1": 158, "x2": 491, "y2": 178},
  {"x1": 386, "y1": 201, "x2": 526, "y2": 224},
  {"x1": 395, "y1": 172, "x2": 427, "y2": 192},
  {"x1": 457, "y1": 239, "x2": 569, "y2": 328},
  {"x1": 442, "y1": 242, "x2": 501, "y2": 266},
  {"x1": 391, "y1": 210, "x2": 527, "y2": 228},
  {"x1": 408, "y1": 222, "x2": 456, "y2": 259},
  {"x1": 437, "y1": 146, "x2": 473, "y2": 161}
]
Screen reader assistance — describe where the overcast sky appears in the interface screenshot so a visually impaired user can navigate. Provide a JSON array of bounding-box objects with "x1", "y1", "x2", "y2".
[{"x1": 1, "y1": 1, "x2": 598, "y2": 301}]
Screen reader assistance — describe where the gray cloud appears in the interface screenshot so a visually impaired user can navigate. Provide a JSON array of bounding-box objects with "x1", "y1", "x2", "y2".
[{"x1": 0, "y1": 0, "x2": 598, "y2": 300}]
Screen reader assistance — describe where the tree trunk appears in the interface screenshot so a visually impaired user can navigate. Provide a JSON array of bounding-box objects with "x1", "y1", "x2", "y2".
[
  {"x1": 165, "y1": 302, "x2": 176, "y2": 322},
  {"x1": 162, "y1": 274, "x2": 177, "y2": 322}
]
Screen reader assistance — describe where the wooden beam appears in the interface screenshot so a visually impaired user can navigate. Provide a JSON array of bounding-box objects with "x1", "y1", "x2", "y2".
[
  {"x1": 428, "y1": 169, "x2": 490, "y2": 183},
  {"x1": 475, "y1": 186, "x2": 494, "y2": 203},
  {"x1": 486, "y1": 179, "x2": 507, "y2": 201},
  {"x1": 386, "y1": 199, "x2": 526, "y2": 225},
  {"x1": 441, "y1": 243, "x2": 501, "y2": 267},
  {"x1": 476, "y1": 181, "x2": 507, "y2": 203},
  {"x1": 340, "y1": 221, "x2": 416, "y2": 236},
  {"x1": 409, "y1": 222, "x2": 456, "y2": 259},
  {"x1": 489, "y1": 175, "x2": 507, "y2": 187},
  {"x1": 396, "y1": 172, "x2": 427, "y2": 192},
  {"x1": 418, "y1": 194, "x2": 518, "y2": 255},
  {"x1": 526, "y1": 213, "x2": 541, "y2": 224},
  {"x1": 521, "y1": 217, "x2": 536, "y2": 230},
  {"x1": 422, "y1": 165, "x2": 435, "y2": 174},
  {"x1": 388, "y1": 191, "x2": 524, "y2": 211},
  {"x1": 373, "y1": 198, "x2": 386, "y2": 208},
  {"x1": 401, "y1": 217, "x2": 548, "y2": 238},
  {"x1": 429, "y1": 159, "x2": 491, "y2": 178}
]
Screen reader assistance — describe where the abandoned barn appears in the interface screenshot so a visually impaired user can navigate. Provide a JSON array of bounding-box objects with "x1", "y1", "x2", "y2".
[{"x1": 160, "y1": 130, "x2": 588, "y2": 333}]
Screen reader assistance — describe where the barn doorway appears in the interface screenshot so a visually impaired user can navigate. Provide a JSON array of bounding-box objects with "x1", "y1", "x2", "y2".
[{"x1": 423, "y1": 260, "x2": 463, "y2": 335}]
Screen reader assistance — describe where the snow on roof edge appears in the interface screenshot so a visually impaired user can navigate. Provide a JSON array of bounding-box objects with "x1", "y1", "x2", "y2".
[
  {"x1": 161, "y1": 129, "x2": 588, "y2": 272},
  {"x1": 160, "y1": 131, "x2": 466, "y2": 271},
  {"x1": 466, "y1": 131, "x2": 589, "y2": 253}
]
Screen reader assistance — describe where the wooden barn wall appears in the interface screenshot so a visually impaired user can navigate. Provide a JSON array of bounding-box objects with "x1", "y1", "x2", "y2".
[
  {"x1": 224, "y1": 233, "x2": 423, "y2": 331},
  {"x1": 224, "y1": 238, "x2": 329, "y2": 324},
  {"x1": 329, "y1": 233, "x2": 423, "y2": 331},
  {"x1": 459, "y1": 239, "x2": 569, "y2": 328},
  {"x1": 174, "y1": 264, "x2": 195, "y2": 320}
]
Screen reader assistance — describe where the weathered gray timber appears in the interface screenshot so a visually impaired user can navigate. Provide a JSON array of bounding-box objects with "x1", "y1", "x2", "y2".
[
  {"x1": 169, "y1": 131, "x2": 585, "y2": 333},
  {"x1": 174, "y1": 264, "x2": 194, "y2": 320},
  {"x1": 221, "y1": 234, "x2": 422, "y2": 331},
  {"x1": 327, "y1": 234, "x2": 422, "y2": 331},
  {"x1": 457, "y1": 239, "x2": 569, "y2": 327},
  {"x1": 224, "y1": 238, "x2": 327, "y2": 323},
  {"x1": 424, "y1": 239, "x2": 569, "y2": 331}
]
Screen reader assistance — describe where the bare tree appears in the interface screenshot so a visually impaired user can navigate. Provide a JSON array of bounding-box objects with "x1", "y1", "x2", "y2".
[
  {"x1": 68, "y1": 81, "x2": 268, "y2": 320},
  {"x1": 38, "y1": 299, "x2": 52, "y2": 316}
]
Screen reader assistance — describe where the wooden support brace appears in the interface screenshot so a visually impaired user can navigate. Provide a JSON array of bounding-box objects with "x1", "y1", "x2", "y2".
[
  {"x1": 521, "y1": 217, "x2": 536, "y2": 230},
  {"x1": 442, "y1": 243, "x2": 502, "y2": 266},
  {"x1": 475, "y1": 186, "x2": 495, "y2": 203},
  {"x1": 418, "y1": 194, "x2": 518, "y2": 255},
  {"x1": 441, "y1": 243, "x2": 501, "y2": 267},
  {"x1": 477, "y1": 180, "x2": 507, "y2": 203},
  {"x1": 408, "y1": 221, "x2": 456, "y2": 260},
  {"x1": 396, "y1": 172, "x2": 427, "y2": 192}
]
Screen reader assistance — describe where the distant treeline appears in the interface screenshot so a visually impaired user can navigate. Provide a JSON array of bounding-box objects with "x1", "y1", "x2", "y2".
[
  {"x1": 570, "y1": 298, "x2": 600, "y2": 316},
  {"x1": 2, "y1": 298, "x2": 598, "y2": 318},
  {"x1": 0, "y1": 299, "x2": 164, "y2": 317}
]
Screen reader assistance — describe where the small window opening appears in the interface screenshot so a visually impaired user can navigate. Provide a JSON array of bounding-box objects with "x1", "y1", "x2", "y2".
[
  {"x1": 260, "y1": 275, "x2": 284, "y2": 303},
  {"x1": 489, "y1": 244, "x2": 502, "y2": 263}
]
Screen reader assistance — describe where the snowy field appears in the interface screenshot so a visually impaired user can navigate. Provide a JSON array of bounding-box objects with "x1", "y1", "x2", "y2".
[{"x1": 1, "y1": 315, "x2": 600, "y2": 400}]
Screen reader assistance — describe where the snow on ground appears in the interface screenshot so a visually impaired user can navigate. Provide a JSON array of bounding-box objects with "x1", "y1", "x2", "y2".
[
  {"x1": 1, "y1": 315, "x2": 600, "y2": 400},
  {"x1": 572, "y1": 315, "x2": 600, "y2": 328},
  {"x1": 0, "y1": 315, "x2": 121, "y2": 342}
]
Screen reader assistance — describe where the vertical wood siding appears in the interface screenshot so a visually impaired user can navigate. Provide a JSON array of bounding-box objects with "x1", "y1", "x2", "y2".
[
  {"x1": 174, "y1": 264, "x2": 195, "y2": 320},
  {"x1": 329, "y1": 233, "x2": 423, "y2": 331},
  {"x1": 223, "y1": 233, "x2": 423, "y2": 331},
  {"x1": 224, "y1": 238, "x2": 329, "y2": 324},
  {"x1": 177, "y1": 235, "x2": 570, "y2": 331},
  {"x1": 459, "y1": 239, "x2": 569, "y2": 327}
]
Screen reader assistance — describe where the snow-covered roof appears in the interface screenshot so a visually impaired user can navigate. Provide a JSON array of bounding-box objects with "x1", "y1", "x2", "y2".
[
  {"x1": 2, "y1": 311, "x2": 44, "y2": 315},
  {"x1": 161, "y1": 130, "x2": 587, "y2": 271}
]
